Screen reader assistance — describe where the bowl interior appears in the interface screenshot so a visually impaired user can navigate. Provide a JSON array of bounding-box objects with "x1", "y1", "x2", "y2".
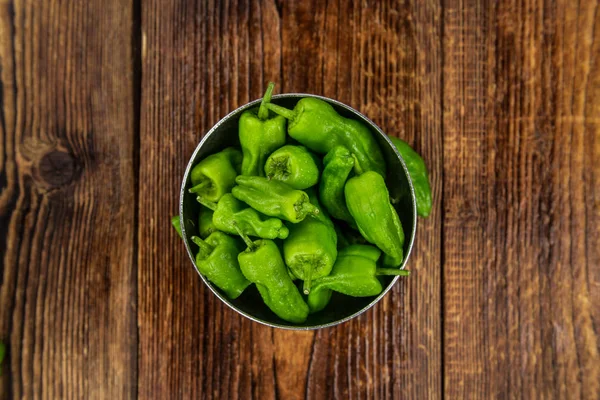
[{"x1": 180, "y1": 94, "x2": 416, "y2": 329}]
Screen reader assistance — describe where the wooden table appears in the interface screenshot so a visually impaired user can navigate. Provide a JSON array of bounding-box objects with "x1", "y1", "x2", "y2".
[{"x1": 1, "y1": 0, "x2": 598, "y2": 398}]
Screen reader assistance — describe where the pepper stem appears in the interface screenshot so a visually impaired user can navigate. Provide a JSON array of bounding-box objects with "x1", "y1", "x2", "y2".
[
  {"x1": 351, "y1": 154, "x2": 364, "y2": 175},
  {"x1": 375, "y1": 268, "x2": 410, "y2": 277},
  {"x1": 303, "y1": 262, "x2": 314, "y2": 295},
  {"x1": 233, "y1": 222, "x2": 256, "y2": 251},
  {"x1": 189, "y1": 180, "x2": 211, "y2": 194},
  {"x1": 190, "y1": 236, "x2": 214, "y2": 254},
  {"x1": 266, "y1": 103, "x2": 296, "y2": 120},
  {"x1": 258, "y1": 82, "x2": 276, "y2": 120},
  {"x1": 196, "y1": 196, "x2": 218, "y2": 211},
  {"x1": 299, "y1": 201, "x2": 320, "y2": 219}
]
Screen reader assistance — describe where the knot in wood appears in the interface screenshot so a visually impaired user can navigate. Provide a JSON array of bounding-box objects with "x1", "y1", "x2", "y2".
[{"x1": 36, "y1": 149, "x2": 76, "y2": 188}]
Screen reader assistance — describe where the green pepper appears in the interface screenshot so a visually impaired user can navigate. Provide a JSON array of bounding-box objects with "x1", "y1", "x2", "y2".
[
  {"x1": 239, "y1": 82, "x2": 287, "y2": 176},
  {"x1": 307, "y1": 245, "x2": 409, "y2": 313},
  {"x1": 197, "y1": 193, "x2": 289, "y2": 239},
  {"x1": 190, "y1": 232, "x2": 250, "y2": 299},
  {"x1": 306, "y1": 288, "x2": 332, "y2": 314},
  {"x1": 264, "y1": 145, "x2": 321, "y2": 189},
  {"x1": 171, "y1": 215, "x2": 182, "y2": 238},
  {"x1": 188, "y1": 147, "x2": 242, "y2": 202},
  {"x1": 235, "y1": 226, "x2": 309, "y2": 323},
  {"x1": 198, "y1": 206, "x2": 217, "y2": 238},
  {"x1": 319, "y1": 146, "x2": 355, "y2": 224},
  {"x1": 266, "y1": 98, "x2": 386, "y2": 176},
  {"x1": 232, "y1": 176, "x2": 319, "y2": 223},
  {"x1": 389, "y1": 137, "x2": 432, "y2": 217},
  {"x1": 345, "y1": 171, "x2": 405, "y2": 267},
  {"x1": 283, "y1": 189, "x2": 337, "y2": 294}
]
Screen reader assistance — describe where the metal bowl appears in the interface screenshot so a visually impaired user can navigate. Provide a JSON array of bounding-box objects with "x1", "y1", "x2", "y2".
[{"x1": 179, "y1": 94, "x2": 417, "y2": 330}]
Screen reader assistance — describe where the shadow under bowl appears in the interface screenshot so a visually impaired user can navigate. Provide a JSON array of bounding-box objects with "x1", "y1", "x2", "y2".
[{"x1": 180, "y1": 94, "x2": 417, "y2": 330}]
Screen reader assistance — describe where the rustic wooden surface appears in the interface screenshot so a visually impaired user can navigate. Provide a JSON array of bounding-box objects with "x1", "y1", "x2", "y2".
[
  {"x1": 0, "y1": 0, "x2": 597, "y2": 399},
  {"x1": 0, "y1": 0, "x2": 137, "y2": 399}
]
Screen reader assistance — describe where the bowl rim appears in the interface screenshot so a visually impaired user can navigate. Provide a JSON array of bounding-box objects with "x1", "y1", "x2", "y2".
[{"x1": 179, "y1": 93, "x2": 417, "y2": 330}]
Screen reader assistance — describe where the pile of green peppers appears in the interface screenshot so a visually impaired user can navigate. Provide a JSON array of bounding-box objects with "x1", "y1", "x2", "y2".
[{"x1": 172, "y1": 83, "x2": 432, "y2": 324}]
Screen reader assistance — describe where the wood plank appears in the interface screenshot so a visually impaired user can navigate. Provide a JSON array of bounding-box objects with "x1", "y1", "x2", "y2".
[
  {"x1": 138, "y1": 0, "x2": 281, "y2": 398},
  {"x1": 442, "y1": 0, "x2": 600, "y2": 398},
  {"x1": 300, "y1": 0, "x2": 444, "y2": 398},
  {"x1": 0, "y1": 0, "x2": 137, "y2": 399},
  {"x1": 138, "y1": 0, "x2": 442, "y2": 398}
]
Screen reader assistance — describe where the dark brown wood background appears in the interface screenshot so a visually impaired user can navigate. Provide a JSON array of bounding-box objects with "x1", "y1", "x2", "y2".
[{"x1": 0, "y1": 0, "x2": 598, "y2": 398}]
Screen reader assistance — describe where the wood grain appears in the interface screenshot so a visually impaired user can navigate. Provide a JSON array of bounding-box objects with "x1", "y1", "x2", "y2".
[
  {"x1": 138, "y1": 0, "x2": 285, "y2": 398},
  {"x1": 0, "y1": 0, "x2": 137, "y2": 399},
  {"x1": 298, "y1": 0, "x2": 444, "y2": 399},
  {"x1": 443, "y1": 0, "x2": 600, "y2": 398},
  {"x1": 138, "y1": 0, "x2": 442, "y2": 399},
  {"x1": 1, "y1": 0, "x2": 598, "y2": 398}
]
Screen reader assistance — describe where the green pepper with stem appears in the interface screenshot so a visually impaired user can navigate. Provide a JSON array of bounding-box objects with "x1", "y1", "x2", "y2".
[
  {"x1": 389, "y1": 136, "x2": 432, "y2": 217},
  {"x1": 239, "y1": 82, "x2": 287, "y2": 176},
  {"x1": 319, "y1": 146, "x2": 355, "y2": 224},
  {"x1": 264, "y1": 145, "x2": 321, "y2": 189},
  {"x1": 188, "y1": 147, "x2": 242, "y2": 202},
  {"x1": 307, "y1": 245, "x2": 410, "y2": 313},
  {"x1": 196, "y1": 193, "x2": 289, "y2": 239},
  {"x1": 283, "y1": 189, "x2": 337, "y2": 294},
  {"x1": 345, "y1": 171, "x2": 405, "y2": 267},
  {"x1": 235, "y1": 225, "x2": 309, "y2": 323},
  {"x1": 190, "y1": 232, "x2": 250, "y2": 299},
  {"x1": 232, "y1": 176, "x2": 319, "y2": 223},
  {"x1": 266, "y1": 98, "x2": 386, "y2": 176}
]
